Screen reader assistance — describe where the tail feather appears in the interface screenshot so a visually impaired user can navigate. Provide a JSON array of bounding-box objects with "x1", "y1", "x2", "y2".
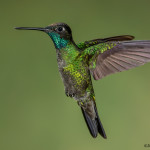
[
  {"x1": 81, "y1": 105, "x2": 107, "y2": 138},
  {"x1": 81, "y1": 107, "x2": 98, "y2": 138},
  {"x1": 94, "y1": 105, "x2": 107, "y2": 138}
]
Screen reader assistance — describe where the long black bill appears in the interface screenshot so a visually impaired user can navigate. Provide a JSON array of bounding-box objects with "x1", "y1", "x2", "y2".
[{"x1": 14, "y1": 27, "x2": 47, "y2": 32}]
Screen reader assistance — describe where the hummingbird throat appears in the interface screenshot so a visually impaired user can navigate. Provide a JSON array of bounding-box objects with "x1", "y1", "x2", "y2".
[{"x1": 48, "y1": 32, "x2": 69, "y2": 49}]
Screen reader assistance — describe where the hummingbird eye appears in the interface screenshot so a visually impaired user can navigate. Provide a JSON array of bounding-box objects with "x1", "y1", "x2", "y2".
[{"x1": 57, "y1": 26, "x2": 63, "y2": 32}]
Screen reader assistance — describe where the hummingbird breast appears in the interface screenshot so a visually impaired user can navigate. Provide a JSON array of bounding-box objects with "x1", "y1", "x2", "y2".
[
  {"x1": 56, "y1": 49, "x2": 94, "y2": 100},
  {"x1": 56, "y1": 49, "x2": 96, "y2": 119}
]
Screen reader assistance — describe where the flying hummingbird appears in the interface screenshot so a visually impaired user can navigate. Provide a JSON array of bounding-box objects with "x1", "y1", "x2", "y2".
[{"x1": 15, "y1": 23, "x2": 150, "y2": 138}]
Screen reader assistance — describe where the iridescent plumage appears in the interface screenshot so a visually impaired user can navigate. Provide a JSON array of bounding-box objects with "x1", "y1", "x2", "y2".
[{"x1": 15, "y1": 23, "x2": 150, "y2": 138}]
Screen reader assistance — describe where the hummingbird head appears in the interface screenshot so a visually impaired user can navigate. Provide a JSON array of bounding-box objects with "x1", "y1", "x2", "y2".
[
  {"x1": 47, "y1": 23, "x2": 72, "y2": 40},
  {"x1": 15, "y1": 22, "x2": 73, "y2": 49}
]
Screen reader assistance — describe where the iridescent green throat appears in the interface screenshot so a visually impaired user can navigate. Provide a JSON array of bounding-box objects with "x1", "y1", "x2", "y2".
[{"x1": 48, "y1": 32, "x2": 69, "y2": 49}]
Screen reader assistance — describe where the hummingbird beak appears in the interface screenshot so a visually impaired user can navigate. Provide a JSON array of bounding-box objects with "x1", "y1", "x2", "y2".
[{"x1": 14, "y1": 27, "x2": 49, "y2": 32}]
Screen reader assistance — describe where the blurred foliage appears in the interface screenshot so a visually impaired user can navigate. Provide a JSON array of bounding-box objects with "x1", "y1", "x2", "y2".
[{"x1": 0, "y1": 0, "x2": 150, "y2": 150}]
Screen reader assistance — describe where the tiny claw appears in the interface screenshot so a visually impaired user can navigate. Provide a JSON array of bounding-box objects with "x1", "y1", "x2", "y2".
[
  {"x1": 65, "y1": 90, "x2": 75, "y2": 98},
  {"x1": 69, "y1": 94, "x2": 74, "y2": 97},
  {"x1": 65, "y1": 92, "x2": 69, "y2": 97},
  {"x1": 72, "y1": 93, "x2": 75, "y2": 97}
]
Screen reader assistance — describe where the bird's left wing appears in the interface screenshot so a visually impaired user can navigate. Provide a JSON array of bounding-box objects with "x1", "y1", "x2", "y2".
[
  {"x1": 77, "y1": 35, "x2": 134, "y2": 50},
  {"x1": 86, "y1": 41, "x2": 150, "y2": 80}
]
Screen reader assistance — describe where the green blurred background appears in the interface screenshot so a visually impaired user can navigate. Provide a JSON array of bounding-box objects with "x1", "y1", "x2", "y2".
[{"x1": 1, "y1": 0, "x2": 150, "y2": 150}]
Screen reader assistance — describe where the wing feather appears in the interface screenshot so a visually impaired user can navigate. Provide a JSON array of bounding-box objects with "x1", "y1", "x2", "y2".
[
  {"x1": 77, "y1": 35, "x2": 134, "y2": 50},
  {"x1": 90, "y1": 41, "x2": 150, "y2": 80}
]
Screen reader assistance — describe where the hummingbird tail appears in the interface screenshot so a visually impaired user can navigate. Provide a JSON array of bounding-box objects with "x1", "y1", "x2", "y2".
[
  {"x1": 81, "y1": 104, "x2": 107, "y2": 139},
  {"x1": 94, "y1": 105, "x2": 107, "y2": 139}
]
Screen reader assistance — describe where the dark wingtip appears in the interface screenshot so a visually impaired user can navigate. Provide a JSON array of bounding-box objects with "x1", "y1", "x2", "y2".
[{"x1": 126, "y1": 35, "x2": 135, "y2": 40}]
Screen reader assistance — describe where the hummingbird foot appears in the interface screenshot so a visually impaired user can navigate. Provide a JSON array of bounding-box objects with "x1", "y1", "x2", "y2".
[{"x1": 65, "y1": 91, "x2": 75, "y2": 97}]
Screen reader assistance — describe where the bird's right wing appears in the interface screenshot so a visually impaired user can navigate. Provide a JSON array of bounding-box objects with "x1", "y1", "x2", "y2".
[{"x1": 87, "y1": 41, "x2": 150, "y2": 80}]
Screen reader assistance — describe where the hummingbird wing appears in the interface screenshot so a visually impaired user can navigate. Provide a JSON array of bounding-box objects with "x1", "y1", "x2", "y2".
[
  {"x1": 88, "y1": 41, "x2": 150, "y2": 80},
  {"x1": 77, "y1": 35, "x2": 134, "y2": 50}
]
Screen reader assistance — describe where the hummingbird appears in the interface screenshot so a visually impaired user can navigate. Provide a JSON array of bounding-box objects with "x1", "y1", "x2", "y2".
[{"x1": 15, "y1": 23, "x2": 150, "y2": 138}]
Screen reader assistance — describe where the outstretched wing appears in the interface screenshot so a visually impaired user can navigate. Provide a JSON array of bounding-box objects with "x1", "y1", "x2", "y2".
[
  {"x1": 77, "y1": 35, "x2": 134, "y2": 50},
  {"x1": 88, "y1": 41, "x2": 150, "y2": 80}
]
